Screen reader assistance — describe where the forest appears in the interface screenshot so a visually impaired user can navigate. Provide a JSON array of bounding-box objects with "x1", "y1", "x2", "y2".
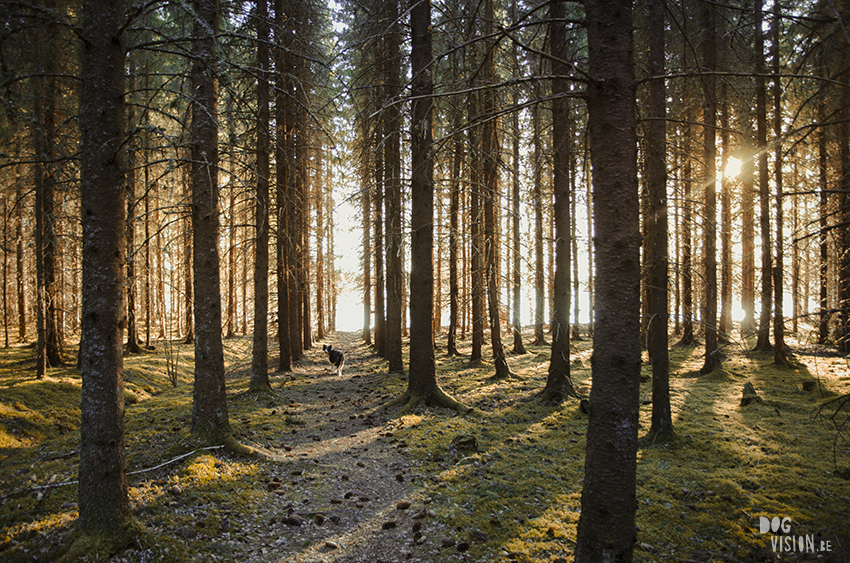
[{"x1": 0, "y1": 0, "x2": 849, "y2": 561}]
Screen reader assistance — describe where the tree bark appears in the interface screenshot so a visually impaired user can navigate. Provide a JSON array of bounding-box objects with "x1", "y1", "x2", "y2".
[
  {"x1": 542, "y1": 0, "x2": 576, "y2": 402},
  {"x1": 190, "y1": 0, "x2": 232, "y2": 444},
  {"x1": 647, "y1": 0, "x2": 672, "y2": 439},
  {"x1": 125, "y1": 56, "x2": 143, "y2": 355},
  {"x1": 701, "y1": 1, "x2": 719, "y2": 374},
  {"x1": 754, "y1": 0, "x2": 773, "y2": 352},
  {"x1": 72, "y1": 0, "x2": 138, "y2": 553},
  {"x1": 275, "y1": 0, "x2": 291, "y2": 372},
  {"x1": 482, "y1": 0, "x2": 511, "y2": 380},
  {"x1": 250, "y1": 0, "x2": 272, "y2": 393},
  {"x1": 772, "y1": 5, "x2": 788, "y2": 364},
  {"x1": 361, "y1": 124, "x2": 372, "y2": 345},
  {"x1": 395, "y1": 0, "x2": 465, "y2": 413},
  {"x1": 384, "y1": 0, "x2": 404, "y2": 373},
  {"x1": 575, "y1": 0, "x2": 640, "y2": 560},
  {"x1": 447, "y1": 104, "x2": 462, "y2": 357},
  {"x1": 532, "y1": 93, "x2": 546, "y2": 346}
]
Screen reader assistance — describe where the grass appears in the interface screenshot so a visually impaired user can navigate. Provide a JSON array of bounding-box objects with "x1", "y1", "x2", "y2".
[{"x1": 0, "y1": 327, "x2": 848, "y2": 562}]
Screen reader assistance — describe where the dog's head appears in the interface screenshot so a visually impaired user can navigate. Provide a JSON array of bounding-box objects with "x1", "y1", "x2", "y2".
[{"x1": 323, "y1": 344, "x2": 333, "y2": 354}]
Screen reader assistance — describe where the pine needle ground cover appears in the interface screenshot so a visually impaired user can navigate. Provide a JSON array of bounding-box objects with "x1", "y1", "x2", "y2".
[{"x1": 0, "y1": 329, "x2": 847, "y2": 562}]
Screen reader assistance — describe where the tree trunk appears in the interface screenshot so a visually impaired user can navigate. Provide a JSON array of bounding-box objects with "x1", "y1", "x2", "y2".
[
  {"x1": 15, "y1": 172, "x2": 25, "y2": 343},
  {"x1": 818, "y1": 78, "x2": 829, "y2": 344},
  {"x1": 647, "y1": 0, "x2": 672, "y2": 439},
  {"x1": 772, "y1": 5, "x2": 787, "y2": 364},
  {"x1": 532, "y1": 93, "x2": 547, "y2": 346},
  {"x1": 73, "y1": 0, "x2": 137, "y2": 552},
  {"x1": 741, "y1": 135, "x2": 756, "y2": 336},
  {"x1": 447, "y1": 106, "x2": 462, "y2": 357},
  {"x1": 125, "y1": 56, "x2": 143, "y2": 355},
  {"x1": 482, "y1": 0, "x2": 511, "y2": 379},
  {"x1": 470, "y1": 95, "x2": 484, "y2": 364},
  {"x1": 316, "y1": 149, "x2": 326, "y2": 341},
  {"x1": 361, "y1": 125, "x2": 372, "y2": 344},
  {"x1": 509, "y1": 0, "x2": 526, "y2": 355},
  {"x1": 250, "y1": 0, "x2": 272, "y2": 393},
  {"x1": 719, "y1": 84, "x2": 732, "y2": 341},
  {"x1": 575, "y1": 1, "x2": 640, "y2": 560},
  {"x1": 384, "y1": 0, "x2": 404, "y2": 372},
  {"x1": 396, "y1": 0, "x2": 465, "y2": 412},
  {"x1": 700, "y1": 1, "x2": 719, "y2": 374},
  {"x1": 754, "y1": 0, "x2": 773, "y2": 352},
  {"x1": 33, "y1": 78, "x2": 47, "y2": 378},
  {"x1": 374, "y1": 118, "x2": 385, "y2": 356},
  {"x1": 190, "y1": 0, "x2": 232, "y2": 444},
  {"x1": 542, "y1": 0, "x2": 576, "y2": 402},
  {"x1": 838, "y1": 51, "x2": 850, "y2": 355},
  {"x1": 275, "y1": 0, "x2": 291, "y2": 372}
]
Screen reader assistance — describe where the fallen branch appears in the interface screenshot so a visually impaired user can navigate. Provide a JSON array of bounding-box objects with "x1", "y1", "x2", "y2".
[{"x1": 0, "y1": 445, "x2": 225, "y2": 501}]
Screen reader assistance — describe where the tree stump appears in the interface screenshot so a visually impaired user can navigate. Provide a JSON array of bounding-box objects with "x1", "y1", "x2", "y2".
[{"x1": 741, "y1": 382, "x2": 762, "y2": 406}]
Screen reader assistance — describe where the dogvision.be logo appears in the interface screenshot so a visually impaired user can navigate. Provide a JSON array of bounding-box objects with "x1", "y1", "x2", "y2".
[{"x1": 758, "y1": 516, "x2": 831, "y2": 554}]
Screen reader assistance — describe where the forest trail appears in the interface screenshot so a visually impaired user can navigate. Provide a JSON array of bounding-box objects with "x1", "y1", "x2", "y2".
[{"x1": 198, "y1": 331, "x2": 441, "y2": 563}]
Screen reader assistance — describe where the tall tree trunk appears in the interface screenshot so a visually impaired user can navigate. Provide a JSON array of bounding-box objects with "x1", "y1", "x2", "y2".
[
  {"x1": 144, "y1": 179, "x2": 151, "y2": 348},
  {"x1": 754, "y1": 0, "x2": 773, "y2": 352},
  {"x1": 447, "y1": 106, "x2": 462, "y2": 357},
  {"x1": 15, "y1": 171, "x2": 24, "y2": 343},
  {"x1": 250, "y1": 0, "x2": 272, "y2": 392},
  {"x1": 575, "y1": 1, "x2": 640, "y2": 560},
  {"x1": 741, "y1": 135, "x2": 756, "y2": 336},
  {"x1": 677, "y1": 111, "x2": 695, "y2": 346},
  {"x1": 482, "y1": 0, "x2": 511, "y2": 379},
  {"x1": 647, "y1": 0, "x2": 672, "y2": 439},
  {"x1": 719, "y1": 84, "x2": 732, "y2": 341},
  {"x1": 73, "y1": 0, "x2": 137, "y2": 552},
  {"x1": 374, "y1": 118, "x2": 386, "y2": 356},
  {"x1": 542, "y1": 0, "x2": 576, "y2": 402},
  {"x1": 509, "y1": 0, "x2": 526, "y2": 354},
  {"x1": 182, "y1": 179, "x2": 194, "y2": 344},
  {"x1": 532, "y1": 94, "x2": 546, "y2": 346},
  {"x1": 772, "y1": 5, "x2": 787, "y2": 364},
  {"x1": 395, "y1": 0, "x2": 464, "y2": 412},
  {"x1": 701, "y1": 1, "x2": 719, "y2": 374},
  {"x1": 316, "y1": 149, "x2": 326, "y2": 341},
  {"x1": 33, "y1": 76, "x2": 47, "y2": 378},
  {"x1": 190, "y1": 0, "x2": 232, "y2": 444},
  {"x1": 384, "y1": 0, "x2": 404, "y2": 372},
  {"x1": 275, "y1": 0, "x2": 291, "y2": 372},
  {"x1": 361, "y1": 125, "x2": 372, "y2": 344},
  {"x1": 125, "y1": 56, "x2": 143, "y2": 355},
  {"x1": 838, "y1": 52, "x2": 850, "y2": 355},
  {"x1": 818, "y1": 79, "x2": 829, "y2": 344},
  {"x1": 470, "y1": 95, "x2": 484, "y2": 363}
]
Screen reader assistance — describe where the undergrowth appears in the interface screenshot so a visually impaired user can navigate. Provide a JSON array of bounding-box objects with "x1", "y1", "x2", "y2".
[{"x1": 0, "y1": 328, "x2": 848, "y2": 562}]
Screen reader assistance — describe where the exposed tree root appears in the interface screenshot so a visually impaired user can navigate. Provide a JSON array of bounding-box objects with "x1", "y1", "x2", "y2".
[
  {"x1": 386, "y1": 386, "x2": 471, "y2": 415},
  {"x1": 190, "y1": 430, "x2": 281, "y2": 461},
  {"x1": 537, "y1": 375, "x2": 582, "y2": 405},
  {"x1": 488, "y1": 368, "x2": 517, "y2": 382},
  {"x1": 240, "y1": 384, "x2": 280, "y2": 400}
]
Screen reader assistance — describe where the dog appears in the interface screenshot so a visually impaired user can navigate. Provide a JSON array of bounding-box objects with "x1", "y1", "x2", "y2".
[{"x1": 322, "y1": 344, "x2": 345, "y2": 376}]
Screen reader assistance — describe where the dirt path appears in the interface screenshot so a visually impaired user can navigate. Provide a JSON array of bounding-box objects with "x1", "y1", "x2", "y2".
[{"x1": 223, "y1": 332, "x2": 443, "y2": 563}]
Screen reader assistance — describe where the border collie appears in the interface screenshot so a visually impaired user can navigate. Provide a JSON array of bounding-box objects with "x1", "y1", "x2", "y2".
[{"x1": 322, "y1": 344, "x2": 345, "y2": 376}]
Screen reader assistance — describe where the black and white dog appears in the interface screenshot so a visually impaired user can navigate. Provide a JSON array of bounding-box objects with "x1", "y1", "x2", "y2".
[{"x1": 322, "y1": 344, "x2": 345, "y2": 376}]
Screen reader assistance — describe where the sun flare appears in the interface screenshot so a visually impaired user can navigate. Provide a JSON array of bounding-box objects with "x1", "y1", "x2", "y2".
[{"x1": 724, "y1": 156, "x2": 742, "y2": 179}]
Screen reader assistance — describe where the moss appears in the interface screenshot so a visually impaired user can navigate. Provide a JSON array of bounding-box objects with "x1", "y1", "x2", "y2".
[{"x1": 1, "y1": 330, "x2": 849, "y2": 562}]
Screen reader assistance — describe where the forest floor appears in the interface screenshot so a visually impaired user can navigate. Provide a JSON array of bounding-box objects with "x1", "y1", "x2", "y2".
[{"x1": 0, "y1": 327, "x2": 849, "y2": 563}]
